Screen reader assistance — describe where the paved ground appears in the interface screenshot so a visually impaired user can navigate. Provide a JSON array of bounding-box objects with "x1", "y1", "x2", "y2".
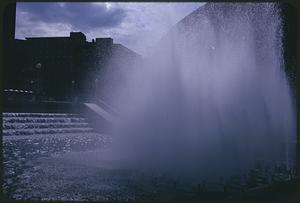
[
  {"x1": 2, "y1": 111, "x2": 192, "y2": 201},
  {"x1": 3, "y1": 132, "x2": 297, "y2": 201},
  {"x1": 3, "y1": 134, "x2": 188, "y2": 201},
  {"x1": 2, "y1": 133, "x2": 122, "y2": 200}
]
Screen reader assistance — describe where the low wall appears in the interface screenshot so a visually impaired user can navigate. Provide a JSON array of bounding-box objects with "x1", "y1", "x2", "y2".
[{"x1": 2, "y1": 100, "x2": 83, "y2": 113}]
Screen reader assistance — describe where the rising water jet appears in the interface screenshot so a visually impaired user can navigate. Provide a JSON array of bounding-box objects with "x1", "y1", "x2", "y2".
[{"x1": 104, "y1": 3, "x2": 296, "y2": 184}]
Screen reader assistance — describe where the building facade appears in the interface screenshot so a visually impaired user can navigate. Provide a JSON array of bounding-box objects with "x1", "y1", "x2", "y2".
[{"x1": 4, "y1": 32, "x2": 139, "y2": 102}]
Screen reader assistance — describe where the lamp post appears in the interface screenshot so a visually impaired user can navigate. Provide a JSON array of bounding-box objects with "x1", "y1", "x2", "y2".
[
  {"x1": 71, "y1": 80, "x2": 76, "y2": 102},
  {"x1": 35, "y1": 62, "x2": 43, "y2": 101},
  {"x1": 94, "y1": 77, "x2": 99, "y2": 102},
  {"x1": 35, "y1": 62, "x2": 42, "y2": 70}
]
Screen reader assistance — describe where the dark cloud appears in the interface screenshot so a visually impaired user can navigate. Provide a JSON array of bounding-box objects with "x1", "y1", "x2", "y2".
[
  {"x1": 17, "y1": 3, "x2": 127, "y2": 30},
  {"x1": 16, "y1": 2, "x2": 203, "y2": 55}
]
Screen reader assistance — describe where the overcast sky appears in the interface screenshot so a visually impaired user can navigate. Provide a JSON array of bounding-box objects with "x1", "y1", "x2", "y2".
[{"x1": 15, "y1": 2, "x2": 205, "y2": 56}]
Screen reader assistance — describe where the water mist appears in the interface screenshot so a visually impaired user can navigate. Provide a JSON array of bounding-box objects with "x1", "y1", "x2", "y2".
[{"x1": 103, "y1": 3, "x2": 296, "y2": 183}]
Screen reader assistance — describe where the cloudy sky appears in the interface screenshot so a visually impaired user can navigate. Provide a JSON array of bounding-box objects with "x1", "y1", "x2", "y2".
[{"x1": 16, "y1": 2, "x2": 205, "y2": 56}]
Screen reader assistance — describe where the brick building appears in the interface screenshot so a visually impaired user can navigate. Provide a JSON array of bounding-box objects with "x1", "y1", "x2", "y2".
[{"x1": 4, "y1": 31, "x2": 140, "y2": 102}]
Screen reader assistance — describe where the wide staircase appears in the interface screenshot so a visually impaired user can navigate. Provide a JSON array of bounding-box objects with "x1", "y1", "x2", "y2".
[
  {"x1": 2, "y1": 112, "x2": 111, "y2": 157},
  {"x1": 3, "y1": 113, "x2": 94, "y2": 136}
]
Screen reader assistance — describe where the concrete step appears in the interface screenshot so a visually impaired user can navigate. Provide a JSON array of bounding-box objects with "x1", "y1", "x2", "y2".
[
  {"x1": 3, "y1": 127, "x2": 94, "y2": 136},
  {"x1": 3, "y1": 112, "x2": 79, "y2": 118},
  {"x1": 3, "y1": 117, "x2": 86, "y2": 124},
  {"x1": 3, "y1": 122, "x2": 90, "y2": 130},
  {"x1": 3, "y1": 132, "x2": 110, "y2": 141}
]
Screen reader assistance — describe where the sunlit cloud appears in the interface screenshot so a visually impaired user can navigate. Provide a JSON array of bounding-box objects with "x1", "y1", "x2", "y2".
[{"x1": 16, "y1": 2, "x2": 204, "y2": 55}]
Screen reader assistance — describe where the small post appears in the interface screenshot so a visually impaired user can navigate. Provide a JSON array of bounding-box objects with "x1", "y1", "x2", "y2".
[
  {"x1": 35, "y1": 62, "x2": 43, "y2": 101},
  {"x1": 94, "y1": 77, "x2": 99, "y2": 102},
  {"x1": 71, "y1": 80, "x2": 76, "y2": 102}
]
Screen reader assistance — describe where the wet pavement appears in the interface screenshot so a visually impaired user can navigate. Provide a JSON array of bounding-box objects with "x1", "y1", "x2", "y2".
[
  {"x1": 3, "y1": 129, "x2": 188, "y2": 201},
  {"x1": 3, "y1": 133, "x2": 116, "y2": 200},
  {"x1": 2, "y1": 112, "x2": 177, "y2": 201},
  {"x1": 2, "y1": 113, "x2": 297, "y2": 201},
  {"x1": 3, "y1": 132, "x2": 297, "y2": 201}
]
